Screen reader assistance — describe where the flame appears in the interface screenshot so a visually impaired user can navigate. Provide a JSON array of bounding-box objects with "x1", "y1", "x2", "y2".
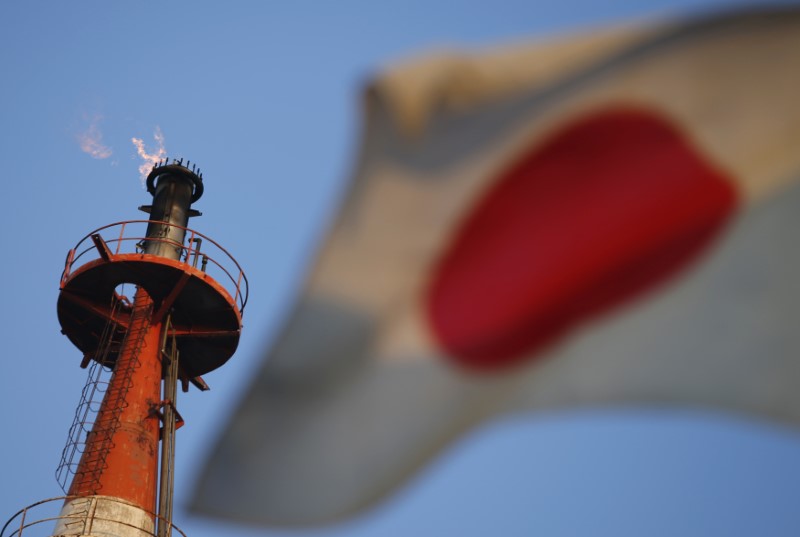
[
  {"x1": 77, "y1": 116, "x2": 112, "y2": 159},
  {"x1": 132, "y1": 126, "x2": 167, "y2": 183}
]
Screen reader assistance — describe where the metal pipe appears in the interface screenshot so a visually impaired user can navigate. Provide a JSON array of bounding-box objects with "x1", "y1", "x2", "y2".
[
  {"x1": 157, "y1": 317, "x2": 179, "y2": 537},
  {"x1": 143, "y1": 163, "x2": 203, "y2": 261},
  {"x1": 190, "y1": 238, "x2": 203, "y2": 268}
]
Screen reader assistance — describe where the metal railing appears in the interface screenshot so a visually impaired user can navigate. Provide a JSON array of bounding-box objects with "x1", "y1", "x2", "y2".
[
  {"x1": 1, "y1": 496, "x2": 187, "y2": 537},
  {"x1": 60, "y1": 220, "x2": 248, "y2": 314}
]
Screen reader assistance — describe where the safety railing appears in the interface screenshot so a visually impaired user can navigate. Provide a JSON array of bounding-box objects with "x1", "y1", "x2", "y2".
[
  {"x1": 0, "y1": 496, "x2": 187, "y2": 537},
  {"x1": 60, "y1": 220, "x2": 248, "y2": 314}
]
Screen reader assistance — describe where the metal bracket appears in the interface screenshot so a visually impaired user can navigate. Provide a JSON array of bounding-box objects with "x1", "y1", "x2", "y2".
[
  {"x1": 151, "y1": 399, "x2": 185, "y2": 436},
  {"x1": 90, "y1": 233, "x2": 113, "y2": 262}
]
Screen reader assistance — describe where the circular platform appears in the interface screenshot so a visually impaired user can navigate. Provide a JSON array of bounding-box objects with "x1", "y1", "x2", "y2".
[
  {"x1": 57, "y1": 222, "x2": 247, "y2": 379},
  {"x1": 58, "y1": 254, "x2": 241, "y2": 378}
]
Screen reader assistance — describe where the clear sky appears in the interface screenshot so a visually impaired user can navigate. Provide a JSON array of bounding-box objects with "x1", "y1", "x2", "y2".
[{"x1": 1, "y1": 1, "x2": 799, "y2": 536}]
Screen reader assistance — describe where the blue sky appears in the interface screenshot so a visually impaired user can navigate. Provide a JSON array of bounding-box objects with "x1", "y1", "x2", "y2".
[{"x1": 1, "y1": 1, "x2": 799, "y2": 536}]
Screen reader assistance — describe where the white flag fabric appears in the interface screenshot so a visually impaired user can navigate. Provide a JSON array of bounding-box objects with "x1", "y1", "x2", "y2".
[{"x1": 193, "y1": 6, "x2": 800, "y2": 526}]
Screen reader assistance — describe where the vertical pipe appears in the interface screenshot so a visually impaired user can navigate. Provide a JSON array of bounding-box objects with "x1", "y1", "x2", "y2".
[
  {"x1": 144, "y1": 176, "x2": 193, "y2": 259},
  {"x1": 143, "y1": 164, "x2": 202, "y2": 261},
  {"x1": 157, "y1": 319, "x2": 179, "y2": 537}
]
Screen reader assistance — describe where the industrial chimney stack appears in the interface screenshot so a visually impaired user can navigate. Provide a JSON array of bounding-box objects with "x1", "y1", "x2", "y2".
[{"x1": 2, "y1": 160, "x2": 247, "y2": 537}]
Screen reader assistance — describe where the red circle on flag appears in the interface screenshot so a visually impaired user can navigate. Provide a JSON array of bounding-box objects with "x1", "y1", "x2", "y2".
[{"x1": 426, "y1": 107, "x2": 738, "y2": 370}]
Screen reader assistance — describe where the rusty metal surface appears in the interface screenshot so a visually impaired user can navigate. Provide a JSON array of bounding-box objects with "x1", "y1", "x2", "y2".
[
  {"x1": 58, "y1": 253, "x2": 241, "y2": 378},
  {"x1": 67, "y1": 288, "x2": 162, "y2": 512}
]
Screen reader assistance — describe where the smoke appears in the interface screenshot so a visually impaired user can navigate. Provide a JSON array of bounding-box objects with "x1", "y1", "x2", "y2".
[
  {"x1": 77, "y1": 116, "x2": 112, "y2": 159},
  {"x1": 132, "y1": 126, "x2": 167, "y2": 184}
]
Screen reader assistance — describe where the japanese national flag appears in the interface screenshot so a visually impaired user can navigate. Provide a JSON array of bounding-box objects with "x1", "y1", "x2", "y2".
[{"x1": 193, "y1": 6, "x2": 800, "y2": 526}]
